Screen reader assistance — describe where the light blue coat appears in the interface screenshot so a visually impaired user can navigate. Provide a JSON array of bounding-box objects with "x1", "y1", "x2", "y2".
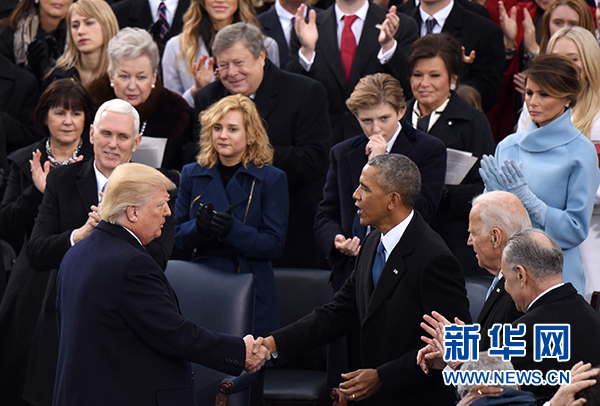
[{"x1": 495, "y1": 110, "x2": 599, "y2": 294}]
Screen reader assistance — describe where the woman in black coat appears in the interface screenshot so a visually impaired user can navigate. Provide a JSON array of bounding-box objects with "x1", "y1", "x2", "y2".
[
  {"x1": 405, "y1": 33, "x2": 496, "y2": 276},
  {"x1": 0, "y1": 79, "x2": 93, "y2": 406}
]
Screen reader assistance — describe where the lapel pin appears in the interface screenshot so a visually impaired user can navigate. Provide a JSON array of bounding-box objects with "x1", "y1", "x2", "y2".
[
  {"x1": 448, "y1": 121, "x2": 453, "y2": 126},
  {"x1": 393, "y1": 269, "x2": 398, "y2": 274},
  {"x1": 496, "y1": 288, "x2": 500, "y2": 293}
]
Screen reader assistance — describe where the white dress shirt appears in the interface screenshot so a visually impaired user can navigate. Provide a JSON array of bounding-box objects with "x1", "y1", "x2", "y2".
[
  {"x1": 418, "y1": 0, "x2": 453, "y2": 37},
  {"x1": 148, "y1": 0, "x2": 179, "y2": 25}
]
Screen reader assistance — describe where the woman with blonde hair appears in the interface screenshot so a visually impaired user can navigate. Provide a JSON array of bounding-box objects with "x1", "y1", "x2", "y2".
[
  {"x1": 162, "y1": 0, "x2": 279, "y2": 106},
  {"x1": 46, "y1": 0, "x2": 119, "y2": 88},
  {"x1": 175, "y1": 94, "x2": 288, "y2": 337}
]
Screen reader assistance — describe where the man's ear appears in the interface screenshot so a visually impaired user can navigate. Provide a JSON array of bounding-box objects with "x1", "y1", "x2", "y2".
[
  {"x1": 490, "y1": 228, "x2": 502, "y2": 248},
  {"x1": 125, "y1": 206, "x2": 138, "y2": 223},
  {"x1": 515, "y1": 265, "x2": 527, "y2": 287},
  {"x1": 387, "y1": 192, "x2": 402, "y2": 211}
]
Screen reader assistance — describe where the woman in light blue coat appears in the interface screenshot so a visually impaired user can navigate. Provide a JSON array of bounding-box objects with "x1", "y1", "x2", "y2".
[
  {"x1": 480, "y1": 54, "x2": 599, "y2": 295},
  {"x1": 174, "y1": 94, "x2": 289, "y2": 337}
]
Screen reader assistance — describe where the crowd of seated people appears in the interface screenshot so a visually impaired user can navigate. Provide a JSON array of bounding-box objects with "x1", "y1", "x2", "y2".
[{"x1": 1, "y1": 0, "x2": 600, "y2": 404}]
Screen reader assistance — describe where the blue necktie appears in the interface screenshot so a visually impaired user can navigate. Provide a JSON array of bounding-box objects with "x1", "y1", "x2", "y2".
[
  {"x1": 158, "y1": 2, "x2": 170, "y2": 39},
  {"x1": 425, "y1": 17, "x2": 437, "y2": 35},
  {"x1": 372, "y1": 240, "x2": 386, "y2": 286},
  {"x1": 486, "y1": 274, "x2": 501, "y2": 300}
]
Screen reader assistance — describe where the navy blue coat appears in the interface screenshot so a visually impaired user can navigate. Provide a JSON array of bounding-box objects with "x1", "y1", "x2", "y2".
[
  {"x1": 54, "y1": 221, "x2": 245, "y2": 406},
  {"x1": 175, "y1": 162, "x2": 289, "y2": 337},
  {"x1": 314, "y1": 119, "x2": 447, "y2": 291}
]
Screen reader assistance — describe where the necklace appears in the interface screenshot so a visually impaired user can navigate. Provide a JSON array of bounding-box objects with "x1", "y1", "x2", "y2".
[
  {"x1": 140, "y1": 121, "x2": 147, "y2": 136},
  {"x1": 45, "y1": 138, "x2": 83, "y2": 166}
]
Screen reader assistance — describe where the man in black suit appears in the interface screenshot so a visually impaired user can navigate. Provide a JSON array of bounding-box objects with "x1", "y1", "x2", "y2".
[
  {"x1": 501, "y1": 229, "x2": 600, "y2": 400},
  {"x1": 289, "y1": 0, "x2": 419, "y2": 145},
  {"x1": 194, "y1": 22, "x2": 332, "y2": 268},
  {"x1": 263, "y1": 154, "x2": 471, "y2": 406},
  {"x1": 258, "y1": 0, "x2": 321, "y2": 70},
  {"x1": 111, "y1": 0, "x2": 190, "y2": 53},
  {"x1": 419, "y1": 228, "x2": 600, "y2": 402},
  {"x1": 53, "y1": 162, "x2": 268, "y2": 406},
  {"x1": 404, "y1": 0, "x2": 504, "y2": 112},
  {"x1": 467, "y1": 191, "x2": 529, "y2": 349},
  {"x1": 394, "y1": 0, "x2": 491, "y2": 20}
]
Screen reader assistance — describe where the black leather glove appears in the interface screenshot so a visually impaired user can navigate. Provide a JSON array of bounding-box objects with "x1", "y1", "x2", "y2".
[
  {"x1": 195, "y1": 202, "x2": 214, "y2": 237},
  {"x1": 211, "y1": 206, "x2": 234, "y2": 238},
  {"x1": 26, "y1": 38, "x2": 50, "y2": 78}
]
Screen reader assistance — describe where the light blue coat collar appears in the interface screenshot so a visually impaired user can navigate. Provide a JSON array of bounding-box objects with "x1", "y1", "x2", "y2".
[{"x1": 520, "y1": 110, "x2": 582, "y2": 152}]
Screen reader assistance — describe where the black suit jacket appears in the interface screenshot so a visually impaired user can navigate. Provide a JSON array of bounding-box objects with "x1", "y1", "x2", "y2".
[
  {"x1": 111, "y1": 0, "x2": 190, "y2": 51},
  {"x1": 406, "y1": 93, "x2": 496, "y2": 276},
  {"x1": 21, "y1": 160, "x2": 176, "y2": 405},
  {"x1": 0, "y1": 53, "x2": 40, "y2": 154},
  {"x1": 273, "y1": 212, "x2": 471, "y2": 405},
  {"x1": 476, "y1": 277, "x2": 523, "y2": 350},
  {"x1": 406, "y1": 2, "x2": 504, "y2": 112},
  {"x1": 258, "y1": 5, "x2": 321, "y2": 70},
  {"x1": 511, "y1": 283, "x2": 600, "y2": 401},
  {"x1": 396, "y1": 0, "x2": 491, "y2": 20},
  {"x1": 194, "y1": 61, "x2": 331, "y2": 268},
  {"x1": 53, "y1": 221, "x2": 245, "y2": 406},
  {"x1": 314, "y1": 118, "x2": 446, "y2": 290},
  {"x1": 288, "y1": 3, "x2": 419, "y2": 145}
]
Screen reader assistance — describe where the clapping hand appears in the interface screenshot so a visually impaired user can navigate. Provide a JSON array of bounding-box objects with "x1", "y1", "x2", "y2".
[
  {"x1": 549, "y1": 361, "x2": 599, "y2": 406},
  {"x1": 195, "y1": 202, "x2": 214, "y2": 237},
  {"x1": 417, "y1": 311, "x2": 465, "y2": 372},
  {"x1": 211, "y1": 206, "x2": 234, "y2": 238},
  {"x1": 295, "y1": 4, "x2": 319, "y2": 61},
  {"x1": 378, "y1": 6, "x2": 399, "y2": 53},
  {"x1": 500, "y1": 159, "x2": 547, "y2": 225},
  {"x1": 30, "y1": 149, "x2": 51, "y2": 193},
  {"x1": 243, "y1": 335, "x2": 270, "y2": 374},
  {"x1": 479, "y1": 155, "x2": 505, "y2": 191}
]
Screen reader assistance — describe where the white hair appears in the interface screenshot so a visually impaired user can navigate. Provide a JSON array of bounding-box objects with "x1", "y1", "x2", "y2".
[{"x1": 93, "y1": 99, "x2": 140, "y2": 136}]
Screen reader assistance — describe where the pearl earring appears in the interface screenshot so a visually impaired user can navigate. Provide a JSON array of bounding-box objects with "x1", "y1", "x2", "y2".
[
  {"x1": 151, "y1": 84, "x2": 155, "y2": 89},
  {"x1": 565, "y1": 103, "x2": 570, "y2": 108},
  {"x1": 110, "y1": 82, "x2": 114, "y2": 88},
  {"x1": 450, "y1": 83, "x2": 456, "y2": 91}
]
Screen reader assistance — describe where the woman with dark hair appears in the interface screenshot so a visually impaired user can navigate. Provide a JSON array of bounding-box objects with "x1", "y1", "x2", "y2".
[
  {"x1": 0, "y1": 78, "x2": 93, "y2": 406},
  {"x1": 0, "y1": 0, "x2": 72, "y2": 82},
  {"x1": 405, "y1": 33, "x2": 496, "y2": 276},
  {"x1": 175, "y1": 94, "x2": 288, "y2": 337},
  {"x1": 481, "y1": 54, "x2": 599, "y2": 295},
  {"x1": 162, "y1": 0, "x2": 278, "y2": 106}
]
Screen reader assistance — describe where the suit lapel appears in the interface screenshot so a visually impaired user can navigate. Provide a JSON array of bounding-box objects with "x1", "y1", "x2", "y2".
[
  {"x1": 441, "y1": 3, "x2": 462, "y2": 38},
  {"x1": 317, "y1": 8, "x2": 346, "y2": 92},
  {"x1": 171, "y1": 0, "x2": 190, "y2": 33},
  {"x1": 477, "y1": 277, "x2": 504, "y2": 324},
  {"x1": 347, "y1": 136, "x2": 368, "y2": 188},
  {"x1": 76, "y1": 161, "x2": 100, "y2": 213},
  {"x1": 365, "y1": 213, "x2": 421, "y2": 320},
  {"x1": 254, "y1": 62, "x2": 279, "y2": 120},
  {"x1": 348, "y1": 7, "x2": 380, "y2": 90},
  {"x1": 130, "y1": 0, "x2": 153, "y2": 29},
  {"x1": 262, "y1": 8, "x2": 289, "y2": 67}
]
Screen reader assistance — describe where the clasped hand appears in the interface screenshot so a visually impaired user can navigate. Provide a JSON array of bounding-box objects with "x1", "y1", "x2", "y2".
[
  {"x1": 195, "y1": 203, "x2": 234, "y2": 238},
  {"x1": 243, "y1": 335, "x2": 271, "y2": 374}
]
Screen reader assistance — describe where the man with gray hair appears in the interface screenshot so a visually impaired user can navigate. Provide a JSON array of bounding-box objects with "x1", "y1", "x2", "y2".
[
  {"x1": 53, "y1": 163, "x2": 269, "y2": 405},
  {"x1": 194, "y1": 22, "x2": 332, "y2": 269},
  {"x1": 501, "y1": 228, "x2": 600, "y2": 400},
  {"x1": 261, "y1": 154, "x2": 471, "y2": 405},
  {"x1": 20, "y1": 99, "x2": 177, "y2": 405},
  {"x1": 468, "y1": 191, "x2": 530, "y2": 349}
]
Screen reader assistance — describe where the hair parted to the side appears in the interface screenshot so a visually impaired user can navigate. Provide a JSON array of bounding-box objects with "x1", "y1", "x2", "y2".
[
  {"x1": 458, "y1": 353, "x2": 519, "y2": 396},
  {"x1": 346, "y1": 73, "x2": 406, "y2": 115},
  {"x1": 524, "y1": 54, "x2": 581, "y2": 106},
  {"x1": 99, "y1": 163, "x2": 175, "y2": 224},
  {"x1": 366, "y1": 154, "x2": 421, "y2": 209},
  {"x1": 52, "y1": 0, "x2": 119, "y2": 81},
  {"x1": 34, "y1": 79, "x2": 94, "y2": 139},
  {"x1": 212, "y1": 22, "x2": 265, "y2": 59},
  {"x1": 407, "y1": 33, "x2": 463, "y2": 83},
  {"x1": 539, "y1": 0, "x2": 595, "y2": 54},
  {"x1": 471, "y1": 191, "x2": 532, "y2": 238},
  {"x1": 178, "y1": 0, "x2": 259, "y2": 74},
  {"x1": 93, "y1": 99, "x2": 140, "y2": 136},
  {"x1": 197, "y1": 94, "x2": 273, "y2": 168},
  {"x1": 502, "y1": 228, "x2": 564, "y2": 280},
  {"x1": 547, "y1": 26, "x2": 600, "y2": 138},
  {"x1": 107, "y1": 27, "x2": 160, "y2": 75},
  {"x1": 1, "y1": 0, "x2": 37, "y2": 30}
]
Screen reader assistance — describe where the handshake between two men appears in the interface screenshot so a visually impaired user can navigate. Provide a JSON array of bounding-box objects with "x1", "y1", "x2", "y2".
[{"x1": 243, "y1": 335, "x2": 272, "y2": 373}]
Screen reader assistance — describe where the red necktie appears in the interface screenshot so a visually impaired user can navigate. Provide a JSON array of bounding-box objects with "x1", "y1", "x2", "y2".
[{"x1": 340, "y1": 15, "x2": 358, "y2": 85}]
